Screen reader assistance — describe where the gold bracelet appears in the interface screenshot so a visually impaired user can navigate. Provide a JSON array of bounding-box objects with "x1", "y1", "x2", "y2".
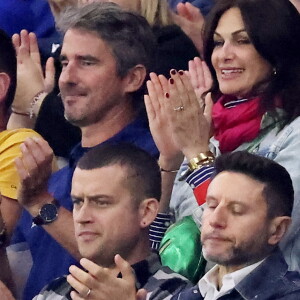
[{"x1": 188, "y1": 151, "x2": 215, "y2": 172}]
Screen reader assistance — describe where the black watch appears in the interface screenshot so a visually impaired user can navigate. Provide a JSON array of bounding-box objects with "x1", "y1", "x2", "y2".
[{"x1": 32, "y1": 200, "x2": 60, "y2": 226}]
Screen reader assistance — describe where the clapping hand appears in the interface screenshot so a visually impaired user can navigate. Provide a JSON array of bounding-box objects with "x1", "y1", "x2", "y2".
[
  {"x1": 11, "y1": 30, "x2": 55, "y2": 115},
  {"x1": 67, "y1": 255, "x2": 146, "y2": 300}
]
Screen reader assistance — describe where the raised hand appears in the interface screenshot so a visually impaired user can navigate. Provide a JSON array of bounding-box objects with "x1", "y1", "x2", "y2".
[
  {"x1": 172, "y1": 2, "x2": 205, "y2": 55},
  {"x1": 165, "y1": 69, "x2": 213, "y2": 160},
  {"x1": 187, "y1": 57, "x2": 212, "y2": 104},
  {"x1": 11, "y1": 30, "x2": 55, "y2": 115},
  {"x1": 15, "y1": 137, "x2": 54, "y2": 211},
  {"x1": 48, "y1": 0, "x2": 78, "y2": 20},
  {"x1": 145, "y1": 73, "x2": 183, "y2": 170},
  {"x1": 67, "y1": 255, "x2": 140, "y2": 300}
]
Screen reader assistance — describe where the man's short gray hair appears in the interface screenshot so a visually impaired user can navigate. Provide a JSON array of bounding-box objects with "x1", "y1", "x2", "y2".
[{"x1": 57, "y1": 2, "x2": 156, "y2": 77}]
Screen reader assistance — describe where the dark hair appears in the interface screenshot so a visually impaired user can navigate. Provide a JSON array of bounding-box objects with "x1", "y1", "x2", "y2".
[
  {"x1": 214, "y1": 151, "x2": 294, "y2": 218},
  {"x1": 57, "y1": 2, "x2": 155, "y2": 78},
  {"x1": 77, "y1": 143, "x2": 161, "y2": 202},
  {"x1": 203, "y1": 0, "x2": 300, "y2": 124},
  {"x1": 0, "y1": 29, "x2": 17, "y2": 112}
]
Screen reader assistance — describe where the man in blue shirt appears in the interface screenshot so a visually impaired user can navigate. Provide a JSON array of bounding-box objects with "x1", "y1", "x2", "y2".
[{"x1": 12, "y1": 3, "x2": 160, "y2": 299}]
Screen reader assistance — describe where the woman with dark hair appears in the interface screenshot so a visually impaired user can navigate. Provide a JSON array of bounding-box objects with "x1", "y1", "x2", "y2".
[{"x1": 146, "y1": 0, "x2": 300, "y2": 272}]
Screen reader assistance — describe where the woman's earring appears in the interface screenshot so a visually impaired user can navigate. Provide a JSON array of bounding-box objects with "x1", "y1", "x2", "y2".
[{"x1": 273, "y1": 67, "x2": 277, "y2": 75}]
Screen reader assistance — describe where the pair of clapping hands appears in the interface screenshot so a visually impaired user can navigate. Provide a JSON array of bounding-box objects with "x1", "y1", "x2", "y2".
[
  {"x1": 145, "y1": 57, "x2": 213, "y2": 172},
  {"x1": 0, "y1": 254, "x2": 145, "y2": 300}
]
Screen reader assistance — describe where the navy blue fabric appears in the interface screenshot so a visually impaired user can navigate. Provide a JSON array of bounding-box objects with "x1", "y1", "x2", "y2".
[
  {"x1": 12, "y1": 115, "x2": 159, "y2": 300},
  {"x1": 171, "y1": 249, "x2": 300, "y2": 300},
  {"x1": 168, "y1": 0, "x2": 214, "y2": 16},
  {"x1": 0, "y1": 0, "x2": 61, "y2": 59}
]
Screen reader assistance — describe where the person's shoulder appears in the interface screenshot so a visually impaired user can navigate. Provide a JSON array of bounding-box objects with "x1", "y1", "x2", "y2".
[
  {"x1": 0, "y1": 129, "x2": 41, "y2": 146},
  {"x1": 145, "y1": 263, "x2": 192, "y2": 300},
  {"x1": 0, "y1": 129, "x2": 41, "y2": 157}
]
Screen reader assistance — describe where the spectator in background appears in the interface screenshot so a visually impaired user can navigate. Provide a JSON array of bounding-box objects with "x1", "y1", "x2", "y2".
[
  {"x1": 168, "y1": 0, "x2": 214, "y2": 16},
  {"x1": 10, "y1": 3, "x2": 160, "y2": 300}
]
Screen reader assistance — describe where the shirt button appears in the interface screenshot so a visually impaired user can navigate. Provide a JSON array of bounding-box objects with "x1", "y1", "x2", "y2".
[{"x1": 193, "y1": 289, "x2": 198, "y2": 294}]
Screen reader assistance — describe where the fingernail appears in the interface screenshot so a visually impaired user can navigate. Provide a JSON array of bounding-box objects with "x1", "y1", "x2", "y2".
[
  {"x1": 178, "y1": 70, "x2": 184, "y2": 75},
  {"x1": 170, "y1": 69, "x2": 176, "y2": 75},
  {"x1": 170, "y1": 78, "x2": 174, "y2": 84},
  {"x1": 165, "y1": 92, "x2": 169, "y2": 98}
]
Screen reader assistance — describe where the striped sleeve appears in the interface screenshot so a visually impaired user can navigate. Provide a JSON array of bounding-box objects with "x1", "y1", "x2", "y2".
[
  {"x1": 186, "y1": 165, "x2": 215, "y2": 205},
  {"x1": 149, "y1": 213, "x2": 172, "y2": 250}
]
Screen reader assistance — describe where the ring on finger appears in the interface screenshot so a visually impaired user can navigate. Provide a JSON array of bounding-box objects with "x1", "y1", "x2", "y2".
[
  {"x1": 173, "y1": 106, "x2": 184, "y2": 112},
  {"x1": 83, "y1": 288, "x2": 91, "y2": 298}
]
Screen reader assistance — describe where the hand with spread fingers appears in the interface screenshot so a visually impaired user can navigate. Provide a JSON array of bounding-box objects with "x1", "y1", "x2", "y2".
[
  {"x1": 166, "y1": 68, "x2": 213, "y2": 160},
  {"x1": 11, "y1": 30, "x2": 55, "y2": 116},
  {"x1": 187, "y1": 57, "x2": 213, "y2": 105},
  {"x1": 67, "y1": 255, "x2": 145, "y2": 300},
  {"x1": 14, "y1": 137, "x2": 54, "y2": 211},
  {"x1": 172, "y1": 2, "x2": 205, "y2": 55},
  {"x1": 48, "y1": 0, "x2": 78, "y2": 20},
  {"x1": 145, "y1": 72, "x2": 183, "y2": 170}
]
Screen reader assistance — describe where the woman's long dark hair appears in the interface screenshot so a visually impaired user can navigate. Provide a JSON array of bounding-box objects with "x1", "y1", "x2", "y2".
[{"x1": 203, "y1": 0, "x2": 300, "y2": 124}]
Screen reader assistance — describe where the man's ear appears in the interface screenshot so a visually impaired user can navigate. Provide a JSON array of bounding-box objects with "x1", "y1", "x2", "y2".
[
  {"x1": 138, "y1": 198, "x2": 159, "y2": 229},
  {"x1": 0, "y1": 73, "x2": 10, "y2": 104},
  {"x1": 123, "y1": 65, "x2": 146, "y2": 94},
  {"x1": 268, "y1": 216, "x2": 291, "y2": 245}
]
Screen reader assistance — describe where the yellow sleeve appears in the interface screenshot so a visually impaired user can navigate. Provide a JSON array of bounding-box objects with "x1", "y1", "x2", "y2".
[{"x1": 0, "y1": 129, "x2": 42, "y2": 200}]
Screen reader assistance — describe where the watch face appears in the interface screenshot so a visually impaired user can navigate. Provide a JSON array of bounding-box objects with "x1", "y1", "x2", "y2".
[{"x1": 40, "y1": 203, "x2": 58, "y2": 223}]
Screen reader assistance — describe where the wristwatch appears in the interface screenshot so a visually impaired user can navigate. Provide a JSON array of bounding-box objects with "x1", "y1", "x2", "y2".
[{"x1": 32, "y1": 200, "x2": 60, "y2": 226}]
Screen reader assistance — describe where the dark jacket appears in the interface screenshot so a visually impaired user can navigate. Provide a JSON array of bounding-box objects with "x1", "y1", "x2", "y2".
[{"x1": 171, "y1": 249, "x2": 300, "y2": 300}]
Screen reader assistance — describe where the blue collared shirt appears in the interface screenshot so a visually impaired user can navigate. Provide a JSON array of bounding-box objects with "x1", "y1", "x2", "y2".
[{"x1": 13, "y1": 115, "x2": 159, "y2": 300}]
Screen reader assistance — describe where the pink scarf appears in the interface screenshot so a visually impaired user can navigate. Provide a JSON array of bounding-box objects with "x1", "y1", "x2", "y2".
[{"x1": 212, "y1": 95, "x2": 265, "y2": 153}]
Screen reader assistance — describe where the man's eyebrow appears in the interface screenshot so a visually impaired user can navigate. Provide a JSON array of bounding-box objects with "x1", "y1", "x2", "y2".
[
  {"x1": 87, "y1": 195, "x2": 112, "y2": 201},
  {"x1": 76, "y1": 55, "x2": 100, "y2": 62},
  {"x1": 214, "y1": 29, "x2": 247, "y2": 37},
  {"x1": 59, "y1": 54, "x2": 100, "y2": 62}
]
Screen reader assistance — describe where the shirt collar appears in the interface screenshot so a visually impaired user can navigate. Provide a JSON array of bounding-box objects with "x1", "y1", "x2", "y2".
[
  {"x1": 199, "y1": 260, "x2": 264, "y2": 299},
  {"x1": 68, "y1": 114, "x2": 149, "y2": 167}
]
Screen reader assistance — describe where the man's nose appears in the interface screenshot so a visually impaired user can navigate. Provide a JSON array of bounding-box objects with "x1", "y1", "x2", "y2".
[
  {"x1": 208, "y1": 205, "x2": 227, "y2": 229},
  {"x1": 59, "y1": 61, "x2": 78, "y2": 86},
  {"x1": 74, "y1": 201, "x2": 92, "y2": 224}
]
